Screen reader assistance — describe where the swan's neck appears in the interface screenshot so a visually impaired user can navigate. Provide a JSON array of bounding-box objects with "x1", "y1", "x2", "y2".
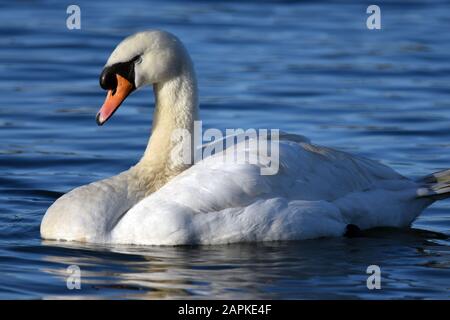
[{"x1": 133, "y1": 63, "x2": 199, "y2": 193}]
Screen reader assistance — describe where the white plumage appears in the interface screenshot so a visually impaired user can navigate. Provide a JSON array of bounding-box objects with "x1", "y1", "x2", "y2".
[{"x1": 41, "y1": 30, "x2": 449, "y2": 245}]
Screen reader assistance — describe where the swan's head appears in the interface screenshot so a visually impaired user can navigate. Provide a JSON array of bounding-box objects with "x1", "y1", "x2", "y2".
[{"x1": 97, "y1": 30, "x2": 188, "y2": 125}]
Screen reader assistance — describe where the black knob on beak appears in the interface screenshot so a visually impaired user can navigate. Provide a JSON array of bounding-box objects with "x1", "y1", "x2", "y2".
[{"x1": 100, "y1": 67, "x2": 117, "y2": 90}]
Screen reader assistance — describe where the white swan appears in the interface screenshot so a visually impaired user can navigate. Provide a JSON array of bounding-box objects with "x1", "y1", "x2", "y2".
[{"x1": 41, "y1": 30, "x2": 450, "y2": 245}]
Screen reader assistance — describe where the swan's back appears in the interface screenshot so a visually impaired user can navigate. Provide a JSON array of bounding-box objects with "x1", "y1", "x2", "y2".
[{"x1": 110, "y1": 136, "x2": 424, "y2": 245}]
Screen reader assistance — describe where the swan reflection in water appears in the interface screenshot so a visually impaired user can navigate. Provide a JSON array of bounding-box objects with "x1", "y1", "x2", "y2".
[{"x1": 40, "y1": 227, "x2": 449, "y2": 299}]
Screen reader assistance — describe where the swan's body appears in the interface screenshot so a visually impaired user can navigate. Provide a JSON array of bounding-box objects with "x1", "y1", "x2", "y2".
[{"x1": 41, "y1": 30, "x2": 450, "y2": 245}]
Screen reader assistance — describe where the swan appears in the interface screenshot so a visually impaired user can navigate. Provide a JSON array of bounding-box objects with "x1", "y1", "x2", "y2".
[{"x1": 41, "y1": 30, "x2": 450, "y2": 245}]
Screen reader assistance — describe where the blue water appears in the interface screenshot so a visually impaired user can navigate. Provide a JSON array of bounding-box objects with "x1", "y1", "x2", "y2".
[{"x1": 0, "y1": 0, "x2": 449, "y2": 299}]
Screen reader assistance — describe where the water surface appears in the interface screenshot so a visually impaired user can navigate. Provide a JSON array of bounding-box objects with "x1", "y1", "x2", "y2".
[{"x1": 0, "y1": 0, "x2": 449, "y2": 299}]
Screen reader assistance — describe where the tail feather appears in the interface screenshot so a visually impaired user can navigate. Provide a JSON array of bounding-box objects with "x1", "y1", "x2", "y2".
[{"x1": 417, "y1": 168, "x2": 450, "y2": 200}]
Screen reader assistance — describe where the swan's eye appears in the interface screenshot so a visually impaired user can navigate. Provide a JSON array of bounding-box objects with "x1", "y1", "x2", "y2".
[{"x1": 133, "y1": 55, "x2": 142, "y2": 64}]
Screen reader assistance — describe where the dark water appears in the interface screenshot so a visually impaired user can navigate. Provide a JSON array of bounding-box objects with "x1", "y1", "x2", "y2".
[{"x1": 0, "y1": 0, "x2": 449, "y2": 299}]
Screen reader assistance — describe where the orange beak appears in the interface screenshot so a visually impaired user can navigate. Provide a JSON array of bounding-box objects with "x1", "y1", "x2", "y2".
[{"x1": 96, "y1": 74, "x2": 134, "y2": 126}]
